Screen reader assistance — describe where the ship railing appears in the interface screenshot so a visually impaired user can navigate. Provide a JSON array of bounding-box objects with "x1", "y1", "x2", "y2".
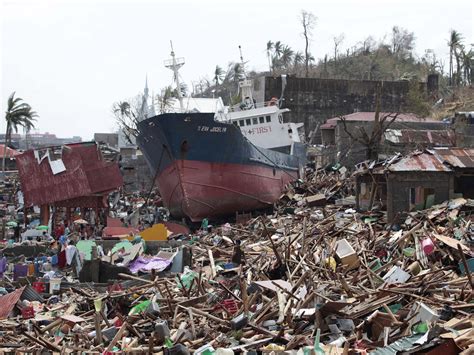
[{"x1": 228, "y1": 98, "x2": 280, "y2": 113}]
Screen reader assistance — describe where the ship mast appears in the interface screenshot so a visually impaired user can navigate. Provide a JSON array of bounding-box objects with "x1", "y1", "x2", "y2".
[
  {"x1": 164, "y1": 41, "x2": 185, "y2": 112},
  {"x1": 237, "y1": 45, "x2": 254, "y2": 109}
]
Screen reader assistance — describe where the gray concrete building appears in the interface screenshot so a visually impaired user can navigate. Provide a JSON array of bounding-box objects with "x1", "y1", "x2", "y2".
[{"x1": 355, "y1": 148, "x2": 474, "y2": 222}]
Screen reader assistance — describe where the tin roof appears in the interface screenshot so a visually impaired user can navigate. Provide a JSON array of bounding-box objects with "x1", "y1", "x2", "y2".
[
  {"x1": 16, "y1": 142, "x2": 123, "y2": 206},
  {"x1": 434, "y1": 148, "x2": 474, "y2": 168},
  {"x1": 388, "y1": 152, "x2": 451, "y2": 172},
  {"x1": 362, "y1": 148, "x2": 474, "y2": 174},
  {"x1": 326, "y1": 112, "x2": 440, "y2": 124},
  {"x1": 0, "y1": 144, "x2": 20, "y2": 158},
  {"x1": 0, "y1": 286, "x2": 25, "y2": 319},
  {"x1": 384, "y1": 129, "x2": 455, "y2": 146}
]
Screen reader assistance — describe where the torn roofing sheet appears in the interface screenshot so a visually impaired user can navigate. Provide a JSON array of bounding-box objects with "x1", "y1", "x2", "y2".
[{"x1": 16, "y1": 142, "x2": 123, "y2": 206}]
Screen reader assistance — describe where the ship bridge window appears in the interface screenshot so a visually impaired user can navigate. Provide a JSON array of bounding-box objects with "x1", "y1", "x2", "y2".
[
  {"x1": 239, "y1": 120, "x2": 245, "y2": 127},
  {"x1": 233, "y1": 121, "x2": 239, "y2": 127},
  {"x1": 252, "y1": 117, "x2": 258, "y2": 125},
  {"x1": 246, "y1": 118, "x2": 251, "y2": 125},
  {"x1": 259, "y1": 117, "x2": 264, "y2": 124},
  {"x1": 266, "y1": 115, "x2": 271, "y2": 123}
]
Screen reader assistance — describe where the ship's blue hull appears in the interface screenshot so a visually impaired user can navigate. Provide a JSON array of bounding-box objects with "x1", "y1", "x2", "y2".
[{"x1": 136, "y1": 113, "x2": 301, "y2": 221}]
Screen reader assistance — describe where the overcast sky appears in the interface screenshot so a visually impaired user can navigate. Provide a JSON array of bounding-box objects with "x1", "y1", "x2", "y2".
[{"x1": 1, "y1": 0, "x2": 473, "y2": 140}]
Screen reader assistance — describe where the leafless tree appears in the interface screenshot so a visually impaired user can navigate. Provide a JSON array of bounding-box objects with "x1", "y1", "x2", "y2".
[
  {"x1": 300, "y1": 10, "x2": 316, "y2": 78},
  {"x1": 339, "y1": 84, "x2": 399, "y2": 161},
  {"x1": 333, "y1": 33, "x2": 345, "y2": 76},
  {"x1": 391, "y1": 26, "x2": 415, "y2": 59}
]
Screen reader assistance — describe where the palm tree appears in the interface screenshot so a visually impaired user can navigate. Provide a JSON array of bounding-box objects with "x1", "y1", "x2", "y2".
[
  {"x1": 448, "y1": 30, "x2": 463, "y2": 86},
  {"x1": 462, "y1": 49, "x2": 473, "y2": 85},
  {"x1": 280, "y1": 45, "x2": 294, "y2": 69},
  {"x1": 157, "y1": 86, "x2": 175, "y2": 114},
  {"x1": 266, "y1": 41, "x2": 274, "y2": 73},
  {"x1": 3, "y1": 92, "x2": 37, "y2": 172},
  {"x1": 226, "y1": 62, "x2": 245, "y2": 85},
  {"x1": 293, "y1": 51, "x2": 304, "y2": 72},
  {"x1": 213, "y1": 65, "x2": 224, "y2": 86},
  {"x1": 273, "y1": 41, "x2": 283, "y2": 59}
]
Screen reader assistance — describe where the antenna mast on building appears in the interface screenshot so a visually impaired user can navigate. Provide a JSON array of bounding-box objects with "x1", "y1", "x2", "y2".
[{"x1": 164, "y1": 41, "x2": 185, "y2": 112}]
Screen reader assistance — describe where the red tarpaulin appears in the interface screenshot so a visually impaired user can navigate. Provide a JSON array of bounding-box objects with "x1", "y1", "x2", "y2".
[{"x1": 16, "y1": 142, "x2": 123, "y2": 206}]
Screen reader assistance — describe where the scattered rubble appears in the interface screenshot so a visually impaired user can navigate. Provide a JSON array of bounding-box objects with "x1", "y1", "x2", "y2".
[{"x1": 1, "y1": 168, "x2": 473, "y2": 354}]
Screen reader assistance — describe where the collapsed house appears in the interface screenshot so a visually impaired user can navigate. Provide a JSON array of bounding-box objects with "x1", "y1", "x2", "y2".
[
  {"x1": 15, "y1": 142, "x2": 123, "y2": 225},
  {"x1": 355, "y1": 148, "x2": 474, "y2": 222},
  {"x1": 320, "y1": 112, "x2": 453, "y2": 168}
]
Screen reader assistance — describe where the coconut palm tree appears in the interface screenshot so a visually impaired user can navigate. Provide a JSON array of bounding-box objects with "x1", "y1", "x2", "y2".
[
  {"x1": 226, "y1": 62, "x2": 245, "y2": 85},
  {"x1": 462, "y1": 48, "x2": 473, "y2": 85},
  {"x1": 213, "y1": 65, "x2": 224, "y2": 86},
  {"x1": 293, "y1": 51, "x2": 304, "y2": 72},
  {"x1": 448, "y1": 30, "x2": 463, "y2": 86},
  {"x1": 273, "y1": 41, "x2": 283, "y2": 59},
  {"x1": 280, "y1": 45, "x2": 294, "y2": 69},
  {"x1": 3, "y1": 92, "x2": 37, "y2": 172},
  {"x1": 266, "y1": 41, "x2": 274, "y2": 73}
]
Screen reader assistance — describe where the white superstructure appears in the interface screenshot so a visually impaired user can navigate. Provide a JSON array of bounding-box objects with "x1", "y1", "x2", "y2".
[{"x1": 216, "y1": 78, "x2": 304, "y2": 152}]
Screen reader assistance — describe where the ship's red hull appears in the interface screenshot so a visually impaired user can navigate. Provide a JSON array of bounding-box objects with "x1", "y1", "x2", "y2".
[{"x1": 157, "y1": 159, "x2": 297, "y2": 221}]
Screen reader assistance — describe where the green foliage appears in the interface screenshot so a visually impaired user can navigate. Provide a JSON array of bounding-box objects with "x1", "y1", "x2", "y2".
[
  {"x1": 404, "y1": 80, "x2": 431, "y2": 117},
  {"x1": 3, "y1": 92, "x2": 38, "y2": 171}
]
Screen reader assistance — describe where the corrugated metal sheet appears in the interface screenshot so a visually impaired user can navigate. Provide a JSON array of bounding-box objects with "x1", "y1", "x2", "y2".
[
  {"x1": 0, "y1": 286, "x2": 25, "y2": 319},
  {"x1": 384, "y1": 129, "x2": 455, "y2": 146},
  {"x1": 0, "y1": 144, "x2": 20, "y2": 158},
  {"x1": 389, "y1": 152, "x2": 451, "y2": 172},
  {"x1": 21, "y1": 285, "x2": 45, "y2": 303},
  {"x1": 371, "y1": 334, "x2": 425, "y2": 355},
  {"x1": 16, "y1": 142, "x2": 123, "y2": 206},
  {"x1": 434, "y1": 148, "x2": 474, "y2": 168},
  {"x1": 326, "y1": 112, "x2": 442, "y2": 124}
]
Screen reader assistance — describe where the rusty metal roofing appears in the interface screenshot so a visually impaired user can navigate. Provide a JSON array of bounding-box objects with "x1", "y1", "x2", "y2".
[
  {"x1": 16, "y1": 142, "x2": 123, "y2": 206},
  {"x1": 384, "y1": 129, "x2": 455, "y2": 146},
  {"x1": 434, "y1": 148, "x2": 474, "y2": 168},
  {"x1": 388, "y1": 152, "x2": 451, "y2": 172},
  {"x1": 326, "y1": 112, "x2": 442, "y2": 124},
  {"x1": 0, "y1": 286, "x2": 25, "y2": 319},
  {"x1": 0, "y1": 144, "x2": 20, "y2": 158}
]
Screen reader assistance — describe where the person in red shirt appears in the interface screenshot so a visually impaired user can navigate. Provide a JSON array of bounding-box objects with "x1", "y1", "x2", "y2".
[{"x1": 54, "y1": 223, "x2": 65, "y2": 239}]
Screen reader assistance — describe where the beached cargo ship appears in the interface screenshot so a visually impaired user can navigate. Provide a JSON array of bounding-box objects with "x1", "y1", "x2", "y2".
[{"x1": 136, "y1": 112, "x2": 302, "y2": 221}]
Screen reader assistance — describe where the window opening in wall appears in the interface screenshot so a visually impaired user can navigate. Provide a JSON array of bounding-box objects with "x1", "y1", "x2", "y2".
[
  {"x1": 252, "y1": 117, "x2": 258, "y2": 125},
  {"x1": 266, "y1": 116, "x2": 271, "y2": 122},
  {"x1": 239, "y1": 120, "x2": 245, "y2": 126},
  {"x1": 246, "y1": 119, "x2": 251, "y2": 125},
  {"x1": 259, "y1": 117, "x2": 264, "y2": 124}
]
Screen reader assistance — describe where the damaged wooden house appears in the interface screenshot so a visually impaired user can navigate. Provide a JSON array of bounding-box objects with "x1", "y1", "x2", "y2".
[
  {"x1": 355, "y1": 148, "x2": 474, "y2": 222},
  {"x1": 320, "y1": 112, "x2": 454, "y2": 168}
]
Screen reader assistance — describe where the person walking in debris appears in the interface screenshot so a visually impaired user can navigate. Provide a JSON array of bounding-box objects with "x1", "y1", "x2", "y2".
[
  {"x1": 13, "y1": 223, "x2": 21, "y2": 242},
  {"x1": 231, "y1": 239, "x2": 245, "y2": 265}
]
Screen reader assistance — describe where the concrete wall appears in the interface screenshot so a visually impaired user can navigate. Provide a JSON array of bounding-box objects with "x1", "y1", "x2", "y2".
[
  {"x1": 258, "y1": 76, "x2": 420, "y2": 141},
  {"x1": 386, "y1": 172, "x2": 453, "y2": 222},
  {"x1": 453, "y1": 114, "x2": 474, "y2": 148},
  {"x1": 95, "y1": 133, "x2": 119, "y2": 148},
  {"x1": 120, "y1": 153, "x2": 153, "y2": 193}
]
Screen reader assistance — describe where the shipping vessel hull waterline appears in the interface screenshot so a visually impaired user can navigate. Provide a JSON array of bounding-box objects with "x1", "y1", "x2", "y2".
[{"x1": 137, "y1": 112, "x2": 302, "y2": 221}]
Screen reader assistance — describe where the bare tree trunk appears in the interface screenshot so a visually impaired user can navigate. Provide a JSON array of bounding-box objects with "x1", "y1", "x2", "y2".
[
  {"x1": 455, "y1": 51, "x2": 461, "y2": 86},
  {"x1": 267, "y1": 51, "x2": 272, "y2": 75},
  {"x1": 304, "y1": 31, "x2": 309, "y2": 78},
  {"x1": 2, "y1": 123, "x2": 11, "y2": 174},
  {"x1": 449, "y1": 48, "x2": 453, "y2": 86}
]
